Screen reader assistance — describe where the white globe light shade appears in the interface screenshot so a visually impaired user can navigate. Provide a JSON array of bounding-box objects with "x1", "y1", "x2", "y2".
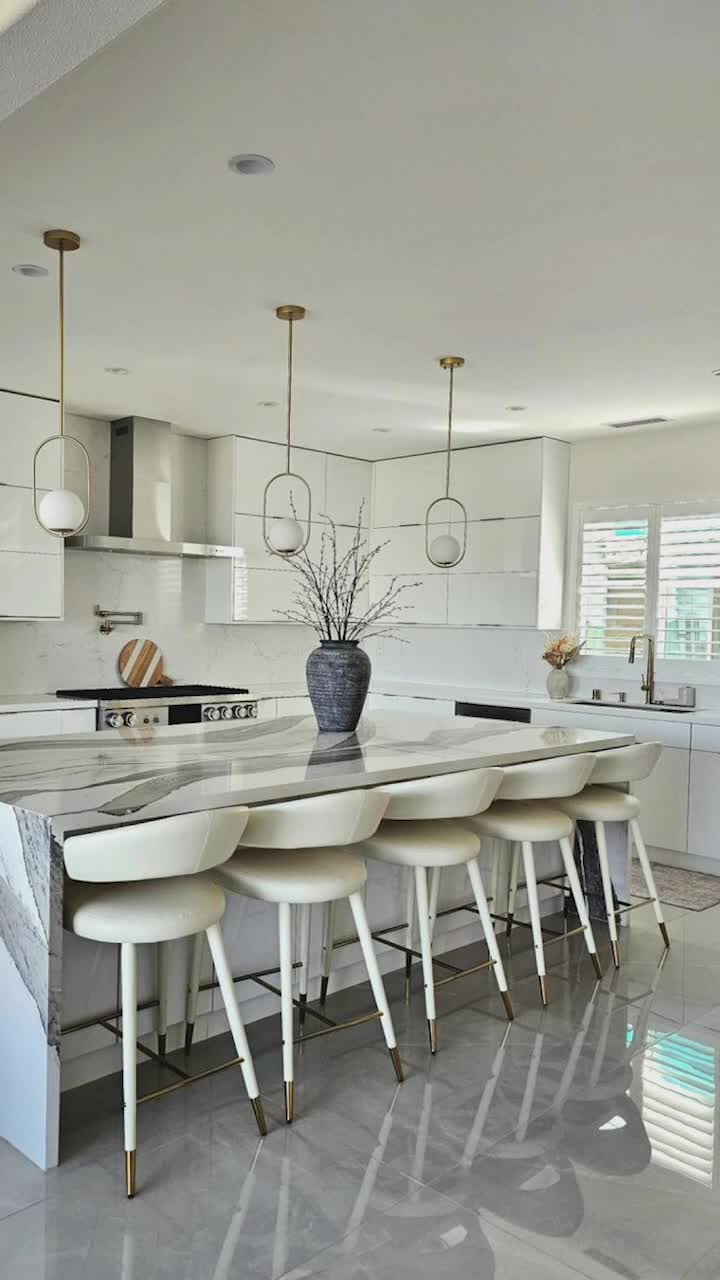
[
  {"x1": 268, "y1": 515, "x2": 304, "y2": 554},
  {"x1": 429, "y1": 532, "x2": 461, "y2": 566},
  {"x1": 38, "y1": 488, "x2": 85, "y2": 535}
]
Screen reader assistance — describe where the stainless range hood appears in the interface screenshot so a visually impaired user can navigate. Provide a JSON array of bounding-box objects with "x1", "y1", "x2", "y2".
[{"x1": 67, "y1": 417, "x2": 238, "y2": 558}]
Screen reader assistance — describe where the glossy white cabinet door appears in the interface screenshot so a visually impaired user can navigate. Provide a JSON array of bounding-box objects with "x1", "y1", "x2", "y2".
[
  {"x1": 451, "y1": 517, "x2": 540, "y2": 573},
  {"x1": 233, "y1": 438, "x2": 327, "y2": 518},
  {"x1": 0, "y1": 711, "x2": 64, "y2": 739},
  {"x1": 324, "y1": 455, "x2": 372, "y2": 526},
  {"x1": 0, "y1": 486, "x2": 63, "y2": 555},
  {"x1": 59, "y1": 709, "x2": 97, "y2": 734},
  {"x1": 372, "y1": 454, "x2": 445, "y2": 528},
  {"x1": 0, "y1": 392, "x2": 59, "y2": 489},
  {"x1": 370, "y1": 525, "x2": 444, "y2": 576},
  {"x1": 688, "y1": 750, "x2": 720, "y2": 861},
  {"x1": 370, "y1": 573, "x2": 447, "y2": 624},
  {"x1": 0, "y1": 551, "x2": 62, "y2": 618},
  {"x1": 447, "y1": 572, "x2": 537, "y2": 626},
  {"x1": 633, "y1": 746, "x2": 690, "y2": 853},
  {"x1": 451, "y1": 440, "x2": 543, "y2": 520}
]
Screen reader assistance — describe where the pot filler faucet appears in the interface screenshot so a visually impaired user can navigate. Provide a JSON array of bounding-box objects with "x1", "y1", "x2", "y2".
[{"x1": 628, "y1": 633, "x2": 655, "y2": 705}]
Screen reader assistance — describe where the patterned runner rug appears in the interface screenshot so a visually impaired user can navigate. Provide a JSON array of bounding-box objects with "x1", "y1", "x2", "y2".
[{"x1": 631, "y1": 861, "x2": 720, "y2": 911}]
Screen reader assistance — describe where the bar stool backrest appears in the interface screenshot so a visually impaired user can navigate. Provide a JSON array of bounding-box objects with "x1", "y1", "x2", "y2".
[
  {"x1": 589, "y1": 741, "x2": 662, "y2": 785},
  {"x1": 238, "y1": 789, "x2": 389, "y2": 849},
  {"x1": 64, "y1": 807, "x2": 250, "y2": 883},
  {"x1": 377, "y1": 767, "x2": 504, "y2": 819},
  {"x1": 498, "y1": 753, "x2": 597, "y2": 800}
]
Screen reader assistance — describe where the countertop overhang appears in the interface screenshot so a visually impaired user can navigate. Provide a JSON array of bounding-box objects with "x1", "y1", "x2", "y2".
[{"x1": 0, "y1": 710, "x2": 633, "y2": 838}]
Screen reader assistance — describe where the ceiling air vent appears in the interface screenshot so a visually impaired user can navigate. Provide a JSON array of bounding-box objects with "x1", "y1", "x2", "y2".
[{"x1": 609, "y1": 416, "x2": 668, "y2": 430}]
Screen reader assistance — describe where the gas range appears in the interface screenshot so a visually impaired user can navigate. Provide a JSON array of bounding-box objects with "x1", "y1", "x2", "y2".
[{"x1": 56, "y1": 686, "x2": 258, "y2": 732}]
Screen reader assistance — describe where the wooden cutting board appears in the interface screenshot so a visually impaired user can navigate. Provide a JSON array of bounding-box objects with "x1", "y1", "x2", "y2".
[{"x1": 118, "y1": 639, "x2": 174, "y2": 688}]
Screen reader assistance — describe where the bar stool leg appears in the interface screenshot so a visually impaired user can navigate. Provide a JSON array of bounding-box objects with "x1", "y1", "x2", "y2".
[
  {"x1": 205, "y1": 923, "x2": 267, "y2": 1137},
  {"x1": 297, "y1": 904, "x2": 312, "y2": 1029},
  {"x1": 428, "y1": 868, "x2": 441, "y2": 942},
  {"x1": 594, "y1": 821, "x2": 620, "y2": 968},
  {"x1": 403, "y1": 870, "x2": 416, "y2": 1003},
  {"x1": 521, "y1": 841, "x2": 548, "y2": 1006},
  {"x1": 630, "y1": 818, "x2": 669, "y2": 948},
  {"x1": 413, "y1": 866, "x2": 438, "y2": 1053},
  {"x1": 278, "y1": 902, "x2": 295, "y2": 1122},
  {"x1": 558, "y1": 836, "x2": 603, "y2": 980},
  {"x1": 320, "y1": 901, "x2": 336, "y2": 1006},
  {"x1": 347, "y1": 891, "x2": 404, "y2": 1082},
  {"x1": 506, "y1": 844, "x2": 521, "y2": 941},
  {"x1": 466, "y1": 858, "x2": 514, "y2": 1021},
  {"x1": 120, "y1": 942, "x2": 137, "y2": 1199},
  {"x1": 157, "y1": 941, "x2": 169, "y2": 1058},
  {"x1": 185, "y1": 933, "x2": 204, "y2": 1054}
]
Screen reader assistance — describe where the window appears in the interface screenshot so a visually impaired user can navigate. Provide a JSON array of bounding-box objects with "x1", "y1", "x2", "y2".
[
  {"x1": 575, "y1": 503, "x2": 720, "y2": 661},
  {"x1": 576, "y1": 512, "x2": 649, "y2": 655}
]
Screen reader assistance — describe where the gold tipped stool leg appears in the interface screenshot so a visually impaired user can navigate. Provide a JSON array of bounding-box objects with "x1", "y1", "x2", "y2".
[
  {"x1": 284, "y1": 1082, "x2": 295, "y2": 1125},
  {"x1": 610, "y1": 940, "x2": 620, "y2": 970},
  {"x1": 251, "y1": 1097, "x2": 268, "y2": 1136},
  {"x1": 389, "y1": 1046, "x2": 404, "y2": 1082},
  {"x1": 660, "y1": 922, "x2": 670, "y2": 948},
  {"x1": 427, "y1": 1018, "x2": 438, "y2": 1054},
  {"x1": 538, "y1": 975, "x2": 549, "y2": 1007},
  {"x1": 501, "y1": 990, "x2": 514, "y2": 1021},
  {"x1": 125, "y1": 1150, "x2": 136, "y2": 1199}
]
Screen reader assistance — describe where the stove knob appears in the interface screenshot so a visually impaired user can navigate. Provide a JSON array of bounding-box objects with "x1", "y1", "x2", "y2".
[
  {"x1": 234, "y1": 704, "x2": 247, "y2": 719},
  {"x1": 123, "y1": 711, "x2": 137, "y2": 728},
  {"x1": 221, "y1": 705, "x2": 234, "y2": 720},
  {"x1": 205, "y1": 706, "x2": 220, "y2": 721},
  {"x1": 247, "y1": 703, "x2": 257, "y2": 718},
  {"x1": 105, "y1": 712, "x2": 124, "y2": 729}
]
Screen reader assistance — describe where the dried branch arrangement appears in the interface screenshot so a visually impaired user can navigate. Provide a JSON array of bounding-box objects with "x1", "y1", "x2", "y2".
[{"x1": 274, "y1": 502, "x2": 419, "y2": 641}]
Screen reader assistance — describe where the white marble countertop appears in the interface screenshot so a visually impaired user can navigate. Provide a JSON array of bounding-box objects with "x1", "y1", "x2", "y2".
[
  {"x1": 0, "y1": 710, "x2": 633, "y2": 836},
  {"x1": 0, "y1": 694, "x2": 98, "y2": 714},
  {"x1": 372, "y1": 679, "x2": 720, "y2": 726}
]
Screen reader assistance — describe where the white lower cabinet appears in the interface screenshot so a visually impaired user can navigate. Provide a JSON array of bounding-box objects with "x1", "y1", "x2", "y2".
[
  {"x1": 367, "y1": 693, "x2": 454, "y2": 715},
  {"x1": 688, "y1": 727, "x2": 720, "y2": 862},
  {"x1": 530, "y1": 706, "x2": 690, "y2": 853},
  {"x1": 0, "y1": 708, "x2": 95, "y2": 740}
]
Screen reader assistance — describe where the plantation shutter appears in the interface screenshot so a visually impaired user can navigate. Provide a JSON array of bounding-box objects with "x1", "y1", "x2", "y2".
[
  {"x1": 576, "y1": 513, "x2": 649, "y2": 655},
  {"x1": 657, "y1": 511, "x2": 720, "y2": 660}
]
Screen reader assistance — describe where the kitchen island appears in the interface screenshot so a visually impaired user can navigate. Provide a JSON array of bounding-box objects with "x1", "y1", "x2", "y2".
[{"x1": 0, "y1": 710, "x2": 633, "y2": 1170}]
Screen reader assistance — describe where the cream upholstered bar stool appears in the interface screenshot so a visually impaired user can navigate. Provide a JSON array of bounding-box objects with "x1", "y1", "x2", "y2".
[
  {"x1": 63, "y1": 808, "x2": 266, "y2": 1199},
  {"x1": 357, "y1": 768, "x2": 512, "y2": 1052},
  {"x1": 186, "y1": 789, "x2": 403, "y2": 1124},
  {"x1": 470, "y1": 753, "x2": 602, "y2": 1006},
  {"x1": 551, "y1": 741, "x2": 668, "y2": 968}
]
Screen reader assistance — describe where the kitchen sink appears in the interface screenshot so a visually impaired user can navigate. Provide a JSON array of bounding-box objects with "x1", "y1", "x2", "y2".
[{"x1": 569, "y1": 699, "x2": 695, "y2": 714}]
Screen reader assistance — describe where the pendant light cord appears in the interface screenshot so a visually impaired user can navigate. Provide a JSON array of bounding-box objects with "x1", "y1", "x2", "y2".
[
  {"x1": 285, "y1": 315, "x2": 293, "y2": 474},
  {"x1": 444, "y1": 362, "x2": 454, "y2": 498},
  {"x1": 58, "y1": 245, "x2": 65, "y2": 439}
]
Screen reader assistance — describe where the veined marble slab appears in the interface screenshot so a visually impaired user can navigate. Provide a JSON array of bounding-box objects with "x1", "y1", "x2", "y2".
[{"x1": 0, "y1": 711, "x2": 633, "y2": 1170}]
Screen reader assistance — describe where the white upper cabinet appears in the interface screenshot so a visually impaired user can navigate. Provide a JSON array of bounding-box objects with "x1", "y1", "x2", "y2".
[
  {"x1": 0, "y1": 391, "x2": 64, "y2": 619},
  {"x1": 0, "y1": 392, "x2": 61, "y2": 489},
  {"x1": 324, "y1": 455, "x2": 372, "y2": 526},
  {"x1": 451, "y1": 440, "x2": 543, "y2": 520},
  {"x1": 372, "y1": 453, "x2": 445, "y2": 527},
  {"x1": 368, "y1": 437, "x2": 569, "y2": 629},
  {"x1": 232, "y1": 438, "x2": 327, "y2": 520}
]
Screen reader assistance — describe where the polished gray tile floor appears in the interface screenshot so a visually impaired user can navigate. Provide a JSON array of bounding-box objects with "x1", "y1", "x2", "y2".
[{"x1": 3, "y1": 898, "x2": 720, "y2": 1278}]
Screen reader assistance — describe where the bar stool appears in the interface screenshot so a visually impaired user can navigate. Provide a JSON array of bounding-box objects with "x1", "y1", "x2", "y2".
[
  {"x1": 471, "y1": 753, "x2": 602, "y2": 1006},
  {"x1": 186, "y1": 789, "x2": 403, "y2": 1124},
  {"x1": 62, "y1": 808, "x2": 265, "y2": 1199},
  {"x1": 358, "y1": 768, "x2": 512, "y2": 1053},
  {"x1": 552, "y1": 741, "x2": 668, "y2": 967}
]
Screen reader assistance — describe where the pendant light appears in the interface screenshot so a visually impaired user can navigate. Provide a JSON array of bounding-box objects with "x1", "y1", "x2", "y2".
[
  {"x1": 33, "y1": 230, "x2": 90, "y2": 536},
  {"x1": 262, "y1": 304, "x2": 312, "y2": 556},
  {"x1": 425, "y1": 355, "x2": 467, "y2": 567}
]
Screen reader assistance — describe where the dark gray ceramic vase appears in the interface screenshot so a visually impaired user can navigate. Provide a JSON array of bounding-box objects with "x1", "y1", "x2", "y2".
[{"x1": 306, "y1": 640, "x2": 371, "y2": 732}]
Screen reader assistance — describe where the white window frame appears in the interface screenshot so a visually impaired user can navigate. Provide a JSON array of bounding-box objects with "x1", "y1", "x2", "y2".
[{"x1": 568, "y1": 498, "x2": 720, "y2": 664}]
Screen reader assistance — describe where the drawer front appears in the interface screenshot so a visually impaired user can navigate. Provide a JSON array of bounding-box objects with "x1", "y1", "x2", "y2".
[{"x1": 0, "y1": 710, "x2": 64, "y2": 739}]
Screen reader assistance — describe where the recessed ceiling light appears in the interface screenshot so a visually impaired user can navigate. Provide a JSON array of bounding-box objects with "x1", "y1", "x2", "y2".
[
  {"x1": 105, "y1": 366, "x2": 129, "y2": 376},
  {"x1": 372, "y1": 427, "x2": 392, "y2": 434},
  {"x1": 506, "y1": 405, "x2": 526, "y2": 412},
  {"x1": 228, "y1": 154, "x2": 275, "y2": 176},
  {"x1": 12, "y1": 263, "x2": 48, "y2": 277},
  {"x1": 257, "y1": 400, "x2": 278, "y2": 408}
]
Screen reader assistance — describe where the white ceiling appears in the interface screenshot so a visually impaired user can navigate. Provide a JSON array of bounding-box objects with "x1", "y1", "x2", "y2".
[{"x1": 2, "y1": 0, "x2": 720, "y2": 460}]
